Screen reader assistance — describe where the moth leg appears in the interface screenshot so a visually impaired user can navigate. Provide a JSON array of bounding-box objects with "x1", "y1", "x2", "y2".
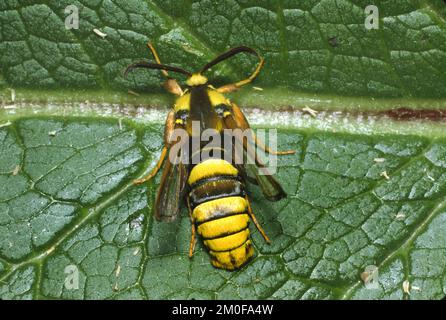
[
  {"x1": 216, "y1": 56, "x2": 265, "y2": 94},
  {"x1": 187, "y1": 198, "x2": 197, "y2": 257},
  {"x1": 147, "y1": 42, "x2": 168, "y2": 78},
  {"x1": 147, "y1": 42, "x2": 183, "y2": 96},
  {"x1": 245, "y1": 196, "x2": 271, "y2": 243},
  {"x1": 250, "y1": 132, "x2": 295, "y2": 156},
  {"x1": 133, "y1": 146, "x2": 168, "y2": 185},
  {"x1": 134, "y1": 110, "x2": 175, "y2": 185}
]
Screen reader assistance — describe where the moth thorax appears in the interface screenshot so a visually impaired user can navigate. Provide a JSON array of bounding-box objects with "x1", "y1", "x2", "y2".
[{"x1": 186, "y1": 73, "x2": 208, "y2": 86}]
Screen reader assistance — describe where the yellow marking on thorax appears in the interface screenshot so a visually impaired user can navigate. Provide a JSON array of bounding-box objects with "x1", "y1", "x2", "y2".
[
  {"x1": 186, "y1": 73, "x2": 208, "y2": 86},
  {"x1": 188, "y1": 159, "x2": 238, "y2": 185},
  {"x1": 173, "y1": 92, "x2": 190, "y2": 112},
  {"x1": 197, "y1": 214, "x2": 249, "y2": 239},
  {"x1": 204, "y1": 229, "x2": 250, "y2": 252},
  {"x1": 207, "y1": 89, "x2": 230, "y2": 106},
  {"x1": 192, "y1": 196, "x2": 247, "y2": 223}
]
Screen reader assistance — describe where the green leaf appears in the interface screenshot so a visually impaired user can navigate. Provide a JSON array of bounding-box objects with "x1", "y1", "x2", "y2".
[
  {"x1": 0, "y1": 111, "x2": 446, "y2": 300},
  {"x1": 0, "y1": 0, "x2": 446, "y2": 102},
  {"x1": 1, "y1": 0, "x2": 446, "y2": 300}
]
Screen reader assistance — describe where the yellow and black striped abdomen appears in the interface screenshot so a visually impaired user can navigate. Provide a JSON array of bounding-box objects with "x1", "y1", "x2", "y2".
[{"x1": 188, "y1": 159, "x2": 254, "y2": 270}]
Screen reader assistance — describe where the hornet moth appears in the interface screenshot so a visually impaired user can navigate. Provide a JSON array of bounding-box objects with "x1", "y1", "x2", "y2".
[{"x1": 125, "y1": 43, "x2": 295, "y2": 270}]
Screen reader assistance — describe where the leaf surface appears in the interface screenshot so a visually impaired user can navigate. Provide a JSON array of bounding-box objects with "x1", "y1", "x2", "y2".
[{"x1": 1, "y1": 0, "x2": 446, "y2": 300}]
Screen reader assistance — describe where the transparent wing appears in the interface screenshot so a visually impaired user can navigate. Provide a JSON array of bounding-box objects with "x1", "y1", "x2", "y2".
[
  {"x1": 223, "y1": 112, "x2": 286, "y2": 201},
  {"x1": 154, "y1": 153, "x2": 189, "y2": 222}
]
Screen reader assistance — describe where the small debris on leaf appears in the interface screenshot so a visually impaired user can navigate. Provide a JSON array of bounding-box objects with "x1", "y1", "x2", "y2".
[
  {"x1": 328, "y1": 36, "x2": 339, "y2": 47},
  {"x1": 373, "y1": 158, "x2": 385, "y2": 163},
  {"x1": 48, "y1": 131, "x2": 57, "y2": 137},
  {"x1": 380, "y1": 171, "x2": 390, "y2": 180},
  {"x1": 403, "y1": 280, "x2": 410, "y2": 294},
  {"x1": 10, "y1": 88, "x2": 15, "y2": 102},
  {"x1": 252, "y1": 86, "x2": 264, "y2": 91},
  {"x1": 93, "y1": 28, "x2": 107, "y2": 39},
  {"x1": 118, "y1": 118, "x2": 123, "y2": 130},
  {"x1": 302, "y1": 106, "x2": 318, "y2": 117},
  {"x1": 395, "y1": 212, "x2": 406, "y2": 220},
  {"x1": 412, "y1": 285, "x2": 421, "y2": 292},
  {"x1": 12, "y1": 165, "x2": 21, "y2": 176},
  {"x1": 360, "y1": 271, "x2": 370, "y2": 283},
  {"x1": 0, "y1": 121, "x2": 12, "y2": 128},
  {"x1": 128, "y1": 90, "x2": 140, "y2": 96}
]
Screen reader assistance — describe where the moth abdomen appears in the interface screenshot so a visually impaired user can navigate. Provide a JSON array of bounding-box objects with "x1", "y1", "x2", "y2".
[{"x1": 188, "y1": 159, "x2": 254, "y2": 270}]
